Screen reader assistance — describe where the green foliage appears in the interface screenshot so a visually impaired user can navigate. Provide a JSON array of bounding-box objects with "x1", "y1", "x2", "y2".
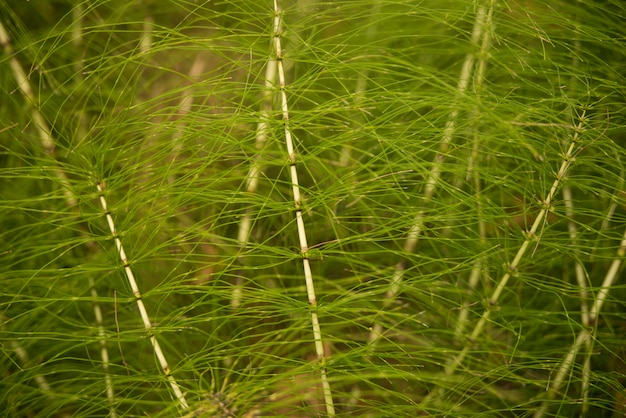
[{"x1": 1, "y1": 0, "x2": 625, "y2": 416}]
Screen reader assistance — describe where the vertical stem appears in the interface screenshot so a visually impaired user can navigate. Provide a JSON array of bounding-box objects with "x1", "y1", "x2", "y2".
[
  {"x1": 589, "y1": 227, "x2": 626, "y2": 322},
  {"x1": 533, "y1": 329, "x2": 591, "y2": 418},
  {"x1": 368, "y1": 1, "x2": 489, "y2": 347},
  {"x1": 563, "y1": 187, "x2": 589, "y2": 325},
  {"x1": 232, "y1": 54, "x2": 277, "y2": 309},
  {"x1": 71, "y1": 4, "x2": 118, "y2": 413},
  {"x1": 533, "y1": 222, "x2": 626, "y2": 418},
  {"x1": 456, "y1": 2, "x2": 494, "y2": 339},
  {"x1": 272, "y1": 1, "x2": 334, "y2": 415},
  {"x1": 338, "y1": 1, "x2": 381, "y2": 168}
]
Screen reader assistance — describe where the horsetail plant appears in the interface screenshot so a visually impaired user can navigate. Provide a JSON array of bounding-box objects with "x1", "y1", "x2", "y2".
[
  {"x1": 0, "y1": 21, "x2": 75, "y2": 207},
  {"x1": 534, "y1": 225, "x2": 626, "y2": 418},
  {"x1": 2, "y1": 1, "x2": 626, "y2": 416},
  {"x1": 368, "y1": 1, "x2": 492, "y2": 347},
  {"x1": 432, "y1": 108, "x2": 590, "y2": 397},
  {"x1": 232, "y1": 49, "x2": 277, "y2": 310},
  {"x1": 561, "y1": 35, "x2": 592, "y2": 407},
  {"x1": 96, "y1": 181, "x2": 188, "y2": 411},
  {"x1": 271, "y1": 0, "x2": 334, "y2": 415},
  {"x1": 0, "y1": 18, "x2": 117, "y2": 416},
  {"x1": 455, "y1": 1, "x2": 494, "y2": 340}
]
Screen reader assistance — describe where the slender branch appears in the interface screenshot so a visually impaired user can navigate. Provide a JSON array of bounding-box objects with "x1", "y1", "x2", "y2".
[
  {"x1": 443, "y1": 109, "x2": 587, "y2": 384},
  {"x1": 533, "y1": 224, "x2": 626, "y2": 417},
  {"x1": 0, "y1": 21, "x2": 75, "y2": 206},
  {"x1": 1, "y1": 18, "x2": 117, "y2": 414},
  {"x1": 3, "y1": 323, "x2": 51, "y2": 394},
  {"x1": 456, "y1": 1, "x2": 494, "y2": 339},
  {"x1": 368, "y1": 1, "x2": 490, "y2": 347},
  {"x1": 97, "y1": 182, "x2": 188, "y2": 410},
  {"x1": 338, "y1": 1, "x2": 381, "y2": 168},
  {"x1": 231, "y1": 51, "x2": 278, "y2": 309},
  {"x1": 272, "y1": 1, "x2": 334, "y2": 415},
  {"x1": 563, "y1": 187, "x2": 590, "y2": 326}
]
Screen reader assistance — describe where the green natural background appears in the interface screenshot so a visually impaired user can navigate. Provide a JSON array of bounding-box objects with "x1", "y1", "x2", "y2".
[{"x1": 1, "y1": 0, "x2": 625, "y2": 417}]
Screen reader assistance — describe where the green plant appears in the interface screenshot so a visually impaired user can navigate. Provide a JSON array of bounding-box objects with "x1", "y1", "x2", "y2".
[{"x1": 1, "y1": 0, "x2": 625, "y2": 416}]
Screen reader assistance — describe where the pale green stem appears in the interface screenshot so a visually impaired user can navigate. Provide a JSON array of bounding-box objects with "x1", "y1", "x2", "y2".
[
  {"x1": 592, "y1": 165, "x2": 621, "y2": 261},
  {"x1": 562, "y1": 20, "x2": 591, "y2": 412},
  {"x1": 533, "y1": 329, "x2": 591, "y2": 418},
  {"x1": 441, "y1": 111, "x2": 587, "y2": 389},
  {"x1": 0, "y1": 21, "x2": 75, "y2": 206},
  {"x1": 368, "y1": 1, "x2": 489, "y2": 347},
  {"x1": 1, "y1": 313, "x2": 52, "y2": 395},
  {"x1": 563, "y1": 187, "x2": 589, "y2": 326},
  {"x1": 338, "y1": 1, "x2": 381, "y2": 168},
  {"x1": 10, "y1": 337, "x2": 52, "y2": 393},
  {"x1": 97, "y1": 183, "x2": 189, "y2": 411},
  {"x1": 89, "y1": 284, "x2": 116, "y2": 416},
  {"x1": 140, "y1": 14, "x2": 154, "y2": 55},
  {"x1": 562, "y1": 185, "x2": 591, "y2": 416},
  {"x1": 422, "y1": 108, "x2": 587, "y2": 409},
  {"x1": 533, "y1": 222, "x2": 626, "y2": 418},
  {"x1": 2, "y1": 17, "x2": 117, "y2": 414},
  {"x1": 0, "y1": 19, "x2": 54, "y2": 397},
  {"x1": 71, "y1": 5, "x2": 117, "y2": 413},
  {"x1": 171, "y1": 55, "x2": 206, "y2": 155},
  {"x1": 589, "y1": 227, "x2": 626, "y2": 322},
  {"x1": 231, "y1": 55, "x2": 277, "y2": 309},
  {"x1": 273, "y1": 1, "x2": 334, "y2": 415},
  {"x1": 456, "y1": 2, "x2": 493, "y2": 339}
]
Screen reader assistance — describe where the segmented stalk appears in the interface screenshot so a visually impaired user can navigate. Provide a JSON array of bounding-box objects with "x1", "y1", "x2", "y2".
[
  {"x1": 97, "y1": 182, "x2": 188, "y2": 410},
  {"x1": 368, "y1": 2, "x2": 490, "y2": 346},
  {"x1": 447, "y1": 110, "x2": 587, "y2": 377},
  {"x1": 0, "y1": 19, "x2": 116, "y2": 414},
  {"x1": 272, "y1": 1, "x2": 335, "y2": 415},
  {"x1": 533, "y1": 225, "x2": 626, "y2": 417},
  {"x1": 456, "y1": 1, "x2": 494, "y2": 339},
  {"x1": 231, "y1": 52, "x2": 277, "y2": 309}
]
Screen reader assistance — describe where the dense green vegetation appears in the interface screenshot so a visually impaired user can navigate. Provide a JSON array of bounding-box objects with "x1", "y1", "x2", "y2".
[{"x1": 1, "y1": 0, "x2": 625, "y2": 416}]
